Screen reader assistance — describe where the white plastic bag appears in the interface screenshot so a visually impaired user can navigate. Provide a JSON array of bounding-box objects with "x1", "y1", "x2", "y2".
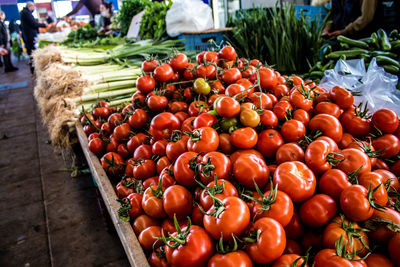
[
  {"x1": 166, "y1": 0, "x2": 214, "y2": 37},
  {"x1": 319, "y1": 58, "x2": 400, "y2": 114}
]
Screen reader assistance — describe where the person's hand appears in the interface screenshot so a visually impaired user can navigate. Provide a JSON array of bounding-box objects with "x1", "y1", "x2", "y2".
[
  {"x1": 44, "y1": 21, "x2": 48, "y2": 26},
  {"x1": 328, "y1": 30, "x2": 343, "y2": 38}
]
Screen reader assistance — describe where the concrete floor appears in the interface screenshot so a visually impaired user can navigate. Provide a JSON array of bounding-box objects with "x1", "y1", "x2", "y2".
[{"x1": 0, "y1": 60, "x2": 130, "y2": 266}]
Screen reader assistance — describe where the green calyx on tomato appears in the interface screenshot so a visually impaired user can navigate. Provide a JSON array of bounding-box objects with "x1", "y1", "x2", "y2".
[
  {"x1": 334, "y1": 234, "x2": 369, "y2": 261},
  {"x1": 198, "y1": 158, "x2": 216, "y2": 179},
  {"x1": 354, "y1": 102, "x2": 371, "y2": 119},
  {"x1": 243, "y1": 228, "x2": 262, "y2": 243},
  {"x1": 353, "y1": 138, "x2": 383, "y2": 158},
  {"x1": 159, "y1": 215, "x2": 192, "y2": 248},
  {"x1": 326, "y1": 152, "x2": 345, "y2": 167},
  {"x1": 243, "y1": 181, "x2": 277, "y2": 214},
  {"x1": 197, "y1": 175, "x2": 225, "y2": 195},
  {"x1": 117, "y1": 198, "x2": 132, "y2": 222},
  {"x1": 367, "y1": 184, "x2": 387, "y2": 212},
  {"x1": 169, "y1": 130, "x2": 183, "y2": 142},
  {"x1": 185, "y1": 129, "x2": 202, "y2": 143},
  {"x1": 335, "y1": 214, "x2": 370, "y2": 251},
  {"x1": 216, "y1": 234, "x2": 239, "y2": 254},
  {"x1": 150, "y1": 177, "x2": 164, "y2": 199}
]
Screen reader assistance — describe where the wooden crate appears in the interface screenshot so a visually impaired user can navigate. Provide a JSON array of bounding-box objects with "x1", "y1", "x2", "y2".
[{"x1": 76, "y1": 122, "x2": 149, "y2": 267}]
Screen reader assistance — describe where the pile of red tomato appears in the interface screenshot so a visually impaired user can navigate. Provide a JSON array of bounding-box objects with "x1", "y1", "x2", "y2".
[{"x1": 81, "y1": 45, "x2": 400, "y2": 267}]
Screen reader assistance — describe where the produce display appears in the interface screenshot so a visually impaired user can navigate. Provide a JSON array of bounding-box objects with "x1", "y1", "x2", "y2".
[
  {"x1": 63, "y1": 24, "x2": 106, "y2": 46},
  {"x1": 139, "y1": 0, "x2": 172, "y2": 41},
  {"x1": 227, "y1": 4, "x2": 326, "y2": 74},
  {"x1": 32, "y1": 39, "x2": 189, "y2": 148},
  {"x1": 80, "y1": 45, "x2": 400, "y2": 266},
  {"x1": 308, "y1": 29, "x2": 400, "y2": 85}
]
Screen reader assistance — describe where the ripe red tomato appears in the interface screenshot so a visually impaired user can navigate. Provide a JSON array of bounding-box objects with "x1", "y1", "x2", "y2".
[
  {"x1": 166, "y1": 134, "x2": 189, "y2": 162},
  {"x1": 281, "y1": 119, "x2": 306, "y2": 142},
  {"x1": 198, "y1": 151, "x2": 231, "y2": 184},
  {"x1": 170, "y1": 53, "x2": 188, "y2": 71},
  {"x1": 147, "y1": 94, "x2": 168, "y2": 112},
  {"x1": 216, "y1": 96, "x2": 240, "y2": 118},
  {"x1": 136, "y1": 75, "x2": 156, "y2": 94},
  {"x1": 131, "y1": 159, "x2": 156, "y2": 180},
  {"x1": 149, "y1": 112, "x2": 181, "y2": 141},
  {"x1": 173, "y1": 151, "x2": 199, "y2": 188},
  {"x1": 221, "y1": 68, "x2": 242, "y2": 84},
  {"x1": 203, "y1": 51, "x2": 219, "y2": 63},
  {"x1": 290, "y1": 87, "x2": 314, "y2": 111},
  {"x1": 276, "y1": 143, "x2": 305, "y2": 164},
  {"x1": 336, "y1": 148, "x2": 371, "y2": 176},
  {"x1": 309, "y1": 114, "x2": 343, "y2": 143},
  {"x1": 196, "y1": 64, "x2": 217, "y2": 79},
  {"x1": 119, "y1": 192, "x2": 143, "y2": 220},
  {"x1": 230, "y1": 127, "x2": 258, "y2": 149},
  {"x1": 142, "y1": 184, "x2": 166, "y2": 219},
  {"x1": 299, "y1": 194, "x2": 337, "y2": 227},
  {"x1": 187, "y1": 127, "x2": 219, "y2": 153},
  {"x1": 319, "y1": 169, "x2": 353, "y2": 200},
  {"x1": 256, "y1": 129, "x2": 284, "y2": 159},
  {"x1": 329, "y1": 86, "x2": 354, "y2": 109},
  {"x1": 314, "y1": 248, "x2": 367, "y2": 267},
  {"x1": 88, "y1": 138, "x2": 104, "y2": 154},
  {"x1": 367, "y1": 208, "x2": 400, "y2": 243},
  {"x1": 272, "y1": 101, "x2": 293, "y2": 121},
  {"x1": 233, "y1": 153, "x2": 269, "y2": 189},
  {"x1": 218, "y1": 133, "x2": 235, "y2": 154},
  {"x1": 138, "y1": 226, "x2": 163, "y2": 251},
  {"x1": 127, "y1": 109, "x2": 149, "y2": 129},
  {"x1": 252, "y1": 68, "x2": 278, "y2": 90},
  {"x1": 203, "y1": 196, "x2": 250, "y2": 240},
  {"x1": 260, "y1": 110, "x2": 278, "y2": 128},
  {"x1": 273, "y1": 161, "x2": 316, "y2": 202},
  {"x1": 142, "y1": 59, "x2": 158, "y2": 73},
  {"x1": 372, "y1": 108, "x2": 399, "y2": 134},
  {"x1": 113, "y1": 123, "x2": 132, "y2": 142},
  {"x1": 246, "y1": 217, "x2": 286, "y2": 264},
  {"x1": 154, "y1": 63, "x2": 174, "y2": 82},
  {"x1": 340, "y1": 185, "x2": 374, "y2": 222},
  {"x1": 372, "y1": 134, "x2": 400, "y2": 158},
  {"x1": 219, "y1": 45, "x2": 237, "y2": 61},
  {"x1": 305, "y1": 139, "x2": 339, "y2": 175},
  {"x1": 132, "y1": 214, "x2": 160, "y2": 236},
  {"x1": 365, "y1": 253, "x2": 395, "y2": 267},
  {"x1": 199, "y1": 179, "x2": 238, "y2": 210},
  {"x1": 340, "y1": 106, "x2": 371, "y2": 137},
  {"x1": 315, "y1": 101, "x2": 341, "y2": 118},
  {"x1": 193, "y1": 113, "x2": 217, "y2": 129},
  {"x1": 208, "y1": 251, "x2": 252, "y2": 267},
  {"x1": 101, "y1": 152, "x2": 124, "y2": 176},
  {"x1": 358, "y1": 171, "x2": 388, "y2": 206},
  {"x1": 163, "y1": 185, "x2": 193, "y2": 220},
  {"x1": 272, "y1": 254, "x2": 308, "y2": 267}
]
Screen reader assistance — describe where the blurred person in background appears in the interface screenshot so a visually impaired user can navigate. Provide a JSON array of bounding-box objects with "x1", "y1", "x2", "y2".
[
  {"x1": 98, "y1": 1, "x2": 113, "y2": 35},
  {"x1": 20, "y1": 1, "x2": 47, "y2": 73},
  {"x1": 0, "y1": 11, "x2": 18, "y2": 72},
  {"x1": 65, "y1": 0, "x2": 102, "y2": 26}
]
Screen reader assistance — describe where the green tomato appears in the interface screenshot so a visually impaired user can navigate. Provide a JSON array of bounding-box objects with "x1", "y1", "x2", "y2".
[
  {"x1": 220, "y1": 117, "x2": 238, "y2": 132},
  {"x1": 193, "y1": 78, "x2": 211, "y2": 95}
]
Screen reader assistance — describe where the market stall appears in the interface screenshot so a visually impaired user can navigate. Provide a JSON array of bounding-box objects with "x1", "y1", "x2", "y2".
[{"x1": 28, "y1": 1, "x2": 400, "y2": 267}]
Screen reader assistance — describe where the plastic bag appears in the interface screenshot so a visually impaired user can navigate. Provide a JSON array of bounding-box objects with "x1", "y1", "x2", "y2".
[
  {"x1": 166, "y1": 0, "x2": 214, "y2": 37},
  {"x1": 319, "y1": 58, "x2": 400, "y2": 114}
]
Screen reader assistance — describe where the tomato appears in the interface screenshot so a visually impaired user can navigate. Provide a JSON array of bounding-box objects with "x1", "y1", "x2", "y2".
[
  {"x1": 117, "y1": 143, "x2": 130, "y2": 159},
  {"x1": 365, "y1": 253, "x2": 395, "y2": 267},
  {"x1": 149, "y1": 112, "x2": 181, "y2": 141},
  {"x1": 323, "y1": 215, "x2": 369, "y2": 256},
  {"x1": 256, "y1": 129, "x2": 284, "y2": 159},
  {"x1": 273, "y1": 161, "x2": 316, "y2": 202},
  {"x1": 142, "y1": 59, "x2": 158, "y2": 73},
  {"x1": 138, "y1": 226, "x2": 163, "y2": 251},
  {"x1": 131, "y1": 159, "x2": 156, "y2": 180},
  {"x1": 260, "y1": 110, "x2": 278, "y2": 128},
  {"x1": 161, "y1": 218, "x2": 188, "y2": 235},
  {"x1": 252, "y1": 68, "x2": 278, "y2": 90},
  {"x1": 107, "y1": 113, "x2": 123, "y2": 129},
  {"x1": 225, "y1": 83, "x2": 246, "y2": 97},
  {"x1": 276, "y1": 143, "x2": 305, "y2": 164},
  {"x1": 216, "y1": 97, "x2": 240, "y2": 118},
  {"x1": 196, "y1": 52, "x2": 206, "y2": 64},
  {"x1": 236, "y1": 78, "x2": 254, "y2": 91},
  {"x1": 290, "y1": 87, "x2": 313, "y2": 111},
  {"x1": 116, "y1": 177, "x2": 135, "y2": 198},
  {"x1": 337, "y1": 148, "x2": 371, "y2": 176},
  {"x1": 273, "y1": 84, "x2": 289, "y2": 99},
  {"x1": 366, "y1": 208, "x2": 400, "y2": 243},
  {"x1": 191, "y1": 205, "x2": 204, "y2": 226},
  {"x1": 299, "y1": 194, "x2": 337, "y2": 227},
  {"x1": 285, "y1": 211, "x2": 305, "y2": 240},
  {"x1": 340, "y1": 185, "x2": 374, "y2": 222},
  {"x1": 154, "y1": 63, "x2": 174, "y2": 82},
  {"x1": 240, "y1": 108, "x2": 260, "y2": 128},
  {"x1": 219, "y1": 45, "x2": 237, "y2": 61},
  {"x1": 305, "y1": 139, "x2": 339, "y2": 175},
  {"x1": 148, "y1": 248, "x2": 168, "y2": 267},
  {"x1": 340, "y1": 106, "x2": 371, "y2": 137},
  {"x1": 374, "y1": 169, "x2": 400, "y2": 191},
  {"x1": 196, "y1": 64, "x2": 217, "y2": 80},
  {"x1": 187, "y1": 127, "x2": 219, "y2": 153},
  {"x1": 221, "y1": 68, "x2": 242, "y2": 84},
  {"x1": 372, "y1": 134, "x2": 400, "y2": 158},
  {"x1": 309, "y1": 114, "x2": 343, "y2": 143},
  {"x1": 198, "y1": 151, "x2": 232, "y2": 184},
  {"x1": 147, "y1": 94, "x2": 168, "y2": 112},
  {"x1": 174, "y1": 111, "x2": 189, "y2": 124},
  {"x1": 133, "y1": 144, "x2": 153, "y2": 160},
  {"x1": 137, "y1": 75, "x2": 156, "y2": 94},
  {"x1": 170, "y1": 53, "x2": 188, "y2": 71},
  {"x1": 200, "y1": 179, "x2": 238, "y2": 211},
  {"x1": 132, "y1": 91, "x2": 146, "y2": 108},
  {"x1": 292, "y1": 109, "x2": 310, "y2": 127},
  {"x1": 163, "y1": 185, "x2": 193, "y2": 220},
  {"x1": 314, "y1": 248, "x2": 367, "y2": 267},
  {"x1": 105, "y1": 135, "x2": 119, "y2": 152},
  {"x1": 173, "y1": 152, "x2": 199, "y2": 188},
  {"x1": 113, "y1": 123, "x2": 132, "y2": 142},
  {"x1": 218, "y1": 133, "x2": 235, "y2": 154},
  {"x1": 152, "y1": 139, "x2": 168, "y2": 156},
  {"x1": 329, "y1": 86, "x2": 354, "y2": 109},
  {"x1": 371, "y1": 108, "x2": 399, "y2": 134},
  {"x1": 88, "y1": 138, "x2": 104, "y2": 154},
  {"x1": 127, "y1": 109, "x2": 148, "y2": 129},
  {"x1": 166, "y1": 134, "x2": 189, "y2": 162},
  {"x1": 92, "y1": 107, "x2": 111, "y2": 120},
  {"x1": 358, "y1": 171, "x2": 388, "y2": 206},
  {"x1": 181, "y1": 117, "x2": 195, "y2": 133},
  {"x1": 246, "y1": 217, "x2": 286, "y2": 264},
  {"x1": 101, "y1": 152, "x2": 124, "y2": 176},
  {"x1": 281, "y1": 120, "x2": 306, "y2": 142},
  {"x1": 272, "y1": 254, "x2": 308, "y2": 267},
  {"x1": 204, "y1": 196, "x2": 250, "y2": 240},
  {"x1": 203, "y1": 51, "x2": 219, "y2": 63},
  {"x1": 118, "y1": 192, "x2": 143, "y2": 221},
  {"x1": 230, "y1": 127, "x2": 258, "y2": 149},
  {"x1": 248, "y1": 92, "x2": 273, "y2": 110},
  {"x1": 132, "y1": 214, "x2": 160, "y2": 236},
  {"x1": 183, "y1": 63, "x2": 196, "y2": 80},
  {"x1": 284, "y1": 239, "x2": 302, "y2": 255},
  {"x1": 142, "y1": 183, "x2": 166, "y2": 219},
  {"x1": 156, "y1": 156, "x2": 171, "y2": 175},
  {"x1": 319, "y1": 169, "x2": 353, "y2": 200},
  {"x1": 251, "y1": 186, "x2": 294, "y2": 227},
  {"x1": 233, "y1": 153, "x2": 269, "y2": 189},
  {"x1": 315, "y1": 101, "x2": 341, "y2": 118},
  {"x1": 193, "y1": 78, "x2": 211, "y2": 95},
  {"x1": 127, "y1": 132, "x2": 149, "y2": 154},
  {"x1": 210, "y1": 80, "x2": 225, "y2": 94},
  {"x1": 188, "y1": 100, "x2": 210, "y2": 117},
  {"x1": 208, "y1": 250, "x2": 252, "y2": 267},
  {"x1": 100, "y1": 122, "x2": 112, "y2": 137},
  {"x1": 273, "y1": 101, "x2": 293, "y2": 121},
  {"x1": 192, "y1": 113, "x2": 216, "y2": 129},
  {"x1": 388, "y1": 234, "x2": 400, "y2": 266},
  {"x1": 164, "y1": 224, "x2": 214, "y2": 267}
]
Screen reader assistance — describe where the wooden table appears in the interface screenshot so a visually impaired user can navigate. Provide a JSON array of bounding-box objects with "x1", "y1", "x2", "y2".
[{"x1": 76, "y1": 122, "x2": 149, "y2": 267}]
